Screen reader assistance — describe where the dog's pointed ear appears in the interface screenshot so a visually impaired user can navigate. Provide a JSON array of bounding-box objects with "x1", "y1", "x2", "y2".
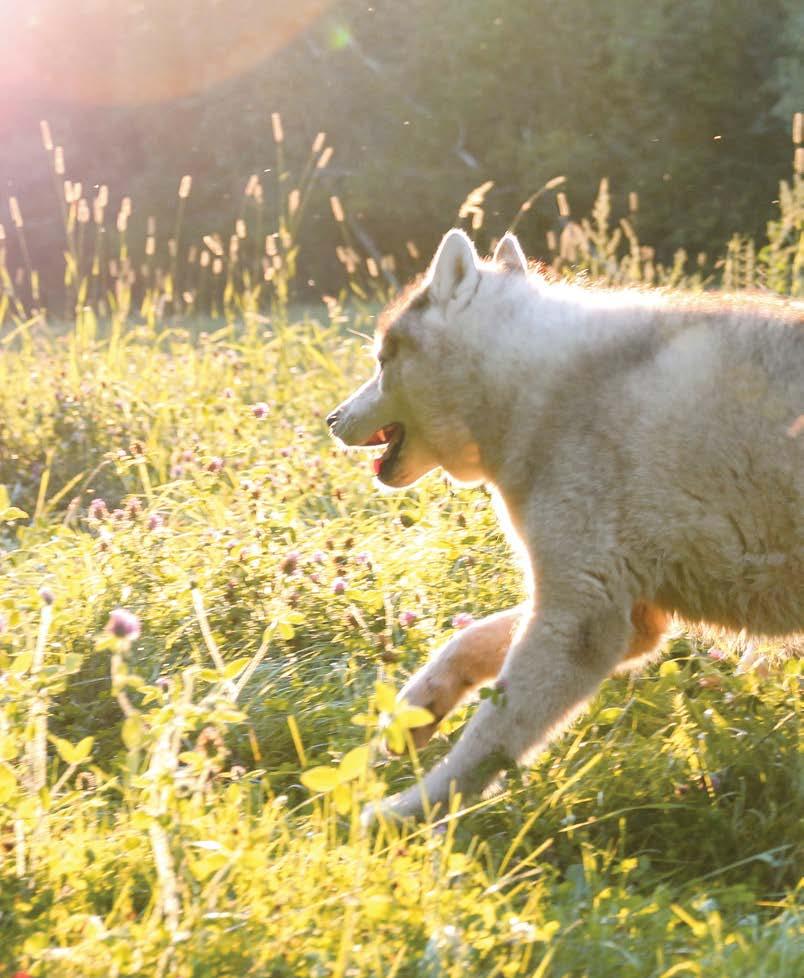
[
  {"x1": 493, "y1": 233, "x2": 527, "y2": 275},
  {"x1": 427, "y1": 229, "x2": 480, "y2": 306}
]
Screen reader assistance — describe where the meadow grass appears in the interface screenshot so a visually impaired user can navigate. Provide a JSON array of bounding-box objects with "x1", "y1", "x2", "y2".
[{"x1": 0, "y1": 119, "x2": 801, "y2": 976}]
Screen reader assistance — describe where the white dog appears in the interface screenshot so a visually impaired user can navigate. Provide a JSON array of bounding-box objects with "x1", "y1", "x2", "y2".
[{"x1": 327, "y1": 228, "x2": 803, "y2": 822}]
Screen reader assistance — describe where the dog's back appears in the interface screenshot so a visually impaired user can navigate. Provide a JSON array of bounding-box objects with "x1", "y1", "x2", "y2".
[{"x1": 555, "y1": 293, "x2": 804, "y2": 634}]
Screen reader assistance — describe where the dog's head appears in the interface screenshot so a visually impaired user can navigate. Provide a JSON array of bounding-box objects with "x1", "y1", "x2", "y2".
[{"x1": 327, "y1": 229, "x2": 528, "y2": 487}]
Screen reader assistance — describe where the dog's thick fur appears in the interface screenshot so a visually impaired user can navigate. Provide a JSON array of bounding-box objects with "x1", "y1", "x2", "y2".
[{"x1": 328, "y1": 229, "x2": 803, "y2": 822}]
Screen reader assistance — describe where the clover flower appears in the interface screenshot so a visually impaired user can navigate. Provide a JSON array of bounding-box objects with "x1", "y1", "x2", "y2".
[
  {"x1": 280, "y1": 551, "x2": 300, "y2": 574},
  {"x1": 88, "y1": 498, "x2": 108, "y2": 520},
  {"x1": 106, "y1": 608, "x2": 141, "y2": 641}
]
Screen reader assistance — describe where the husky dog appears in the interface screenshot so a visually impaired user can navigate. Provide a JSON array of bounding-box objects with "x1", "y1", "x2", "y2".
[{"x1": 327, "y1": 229, "x2": 803, "y2": 822}]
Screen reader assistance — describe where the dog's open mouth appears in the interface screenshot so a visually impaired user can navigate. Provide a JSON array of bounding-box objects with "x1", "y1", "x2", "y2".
[{"x1": 360, "y1": 423, "x2": 405, "y2": 476}]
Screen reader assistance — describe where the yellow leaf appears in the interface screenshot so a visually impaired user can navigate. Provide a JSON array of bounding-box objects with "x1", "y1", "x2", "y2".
[
  {"x1": 277, "y1": 621, "x2": 295, "y2": 641},
  {"x1": 395, "y1": 706, "x2": 435, "y2": 729},
  {"x1": 51, "y1": 736, "x2": 78, "y2": 765},
  {"x1": 385, "y1": 722, "x2": 406, "y2": 755},
  {"x1": 300, "y1": 765, "x2": 340, "y2": 793},
  {"x1": 0, "y1": 761, "x2": 16, "y2": 803},
  {"x1": 222, "y1": 657, "x2": 251, "y2": 680},
  {"x1": 374, "y1": 681, "x2": 397, "y2": 713},
  {"x1": 332, "y1": 782, "x2": 352, "y2": 815},
  {"x1": 1, "y1": 507, "x2": 28, "y2": 522},
  {"x1": 338, "y1": 745, "x2": 369, "y2": 781},
  {"x1": 121, "y1": 715, "x2": 145, "y2": 750},
  {"x1": 9, "y1": 651, "x2": 33, "y2": 675},
  {"x1": 446, "y1": 853, "x2": 471, "y2": 876},
  {"x1": 363, "y1": 893, "x2": 391, "y2": 919},
  {"x1": 0, "y1": 734, "x2": 17, "y2": 761},
  {"x1": 72, "y1": 736, "x2": 94, "y2": 763},
  {"x1": 190, "y1": 851, "x2": 229, "y2": 880}
]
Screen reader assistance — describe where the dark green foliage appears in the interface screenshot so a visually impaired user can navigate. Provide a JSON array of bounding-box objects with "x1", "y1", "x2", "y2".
[{"x1": 1, "y1": 0, "x2": 801, "y2": 298}]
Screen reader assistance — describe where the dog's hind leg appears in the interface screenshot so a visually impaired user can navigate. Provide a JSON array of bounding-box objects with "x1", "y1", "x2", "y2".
[{"x1": 399, "y1": 605, "x2": 526, "y2": 747}]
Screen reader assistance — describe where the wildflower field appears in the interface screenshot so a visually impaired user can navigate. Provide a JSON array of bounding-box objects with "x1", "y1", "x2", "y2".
[{"x1": 0, "y1": 120, "x2": 801, "y2": 977}]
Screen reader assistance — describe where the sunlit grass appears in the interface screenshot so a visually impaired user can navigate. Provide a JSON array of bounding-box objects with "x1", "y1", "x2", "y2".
[{"x1": 0, "y1": 117, "x2": 801, "y2": 976}]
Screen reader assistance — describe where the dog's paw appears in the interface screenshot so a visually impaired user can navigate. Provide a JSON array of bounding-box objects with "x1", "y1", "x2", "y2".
[
  {"x1": 359, "y1": 800, "x2": 380, "y2": 830},
  {"x1": 360, "y1": 788, "x2": 426, "y2": 829},
  {"x1": 359, "y1": 797, "x2": 404, "y2": 830}
]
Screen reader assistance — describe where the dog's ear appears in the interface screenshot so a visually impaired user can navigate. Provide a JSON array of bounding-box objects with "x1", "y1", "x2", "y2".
[
  {"x1": 493, "y1": 233, "x2": 527, "y2": 275},
  {"x1": 427, "y1": 229, "x2": 480, "y2": 307}
]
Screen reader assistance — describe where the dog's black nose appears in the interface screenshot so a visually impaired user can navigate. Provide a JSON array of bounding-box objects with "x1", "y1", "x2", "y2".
[{"x1": 326, "y1": 410, "x2": 340, "y2": 429}]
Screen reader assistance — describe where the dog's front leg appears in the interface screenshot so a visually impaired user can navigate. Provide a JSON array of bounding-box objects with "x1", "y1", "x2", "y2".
[
  {"x1": 368, "y1": 598, "x2": 631, "y2": 823},
  {"x1": 399, "y1": 605, "x2": 526, "y2": 747}
]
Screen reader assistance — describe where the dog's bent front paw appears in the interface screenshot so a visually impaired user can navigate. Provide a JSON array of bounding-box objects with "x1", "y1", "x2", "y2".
[{"x1": 360, "y1": 787, "x2": 429, "y2": 828}]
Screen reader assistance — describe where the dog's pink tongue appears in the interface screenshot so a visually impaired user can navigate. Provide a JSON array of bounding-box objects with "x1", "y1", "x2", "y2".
[{"x1": 373, "y1": 458, "x2": 382, "y2": 475}]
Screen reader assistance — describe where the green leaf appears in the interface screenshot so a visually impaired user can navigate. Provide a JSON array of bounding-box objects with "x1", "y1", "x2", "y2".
[
  {"x1": 597, "y1": 707, "x2": 623, "y2": 724},
  {"x1": 300, "y1": 765, "x2": 340, "y2": 793},
  {"x1": 63, "y1": 653, "x2": 83, "y2": 674}
]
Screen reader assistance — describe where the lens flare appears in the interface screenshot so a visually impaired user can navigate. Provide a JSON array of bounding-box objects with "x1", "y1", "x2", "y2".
[{"x1": 0, "y1": 0, "x2": 333, "y2": 106}]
